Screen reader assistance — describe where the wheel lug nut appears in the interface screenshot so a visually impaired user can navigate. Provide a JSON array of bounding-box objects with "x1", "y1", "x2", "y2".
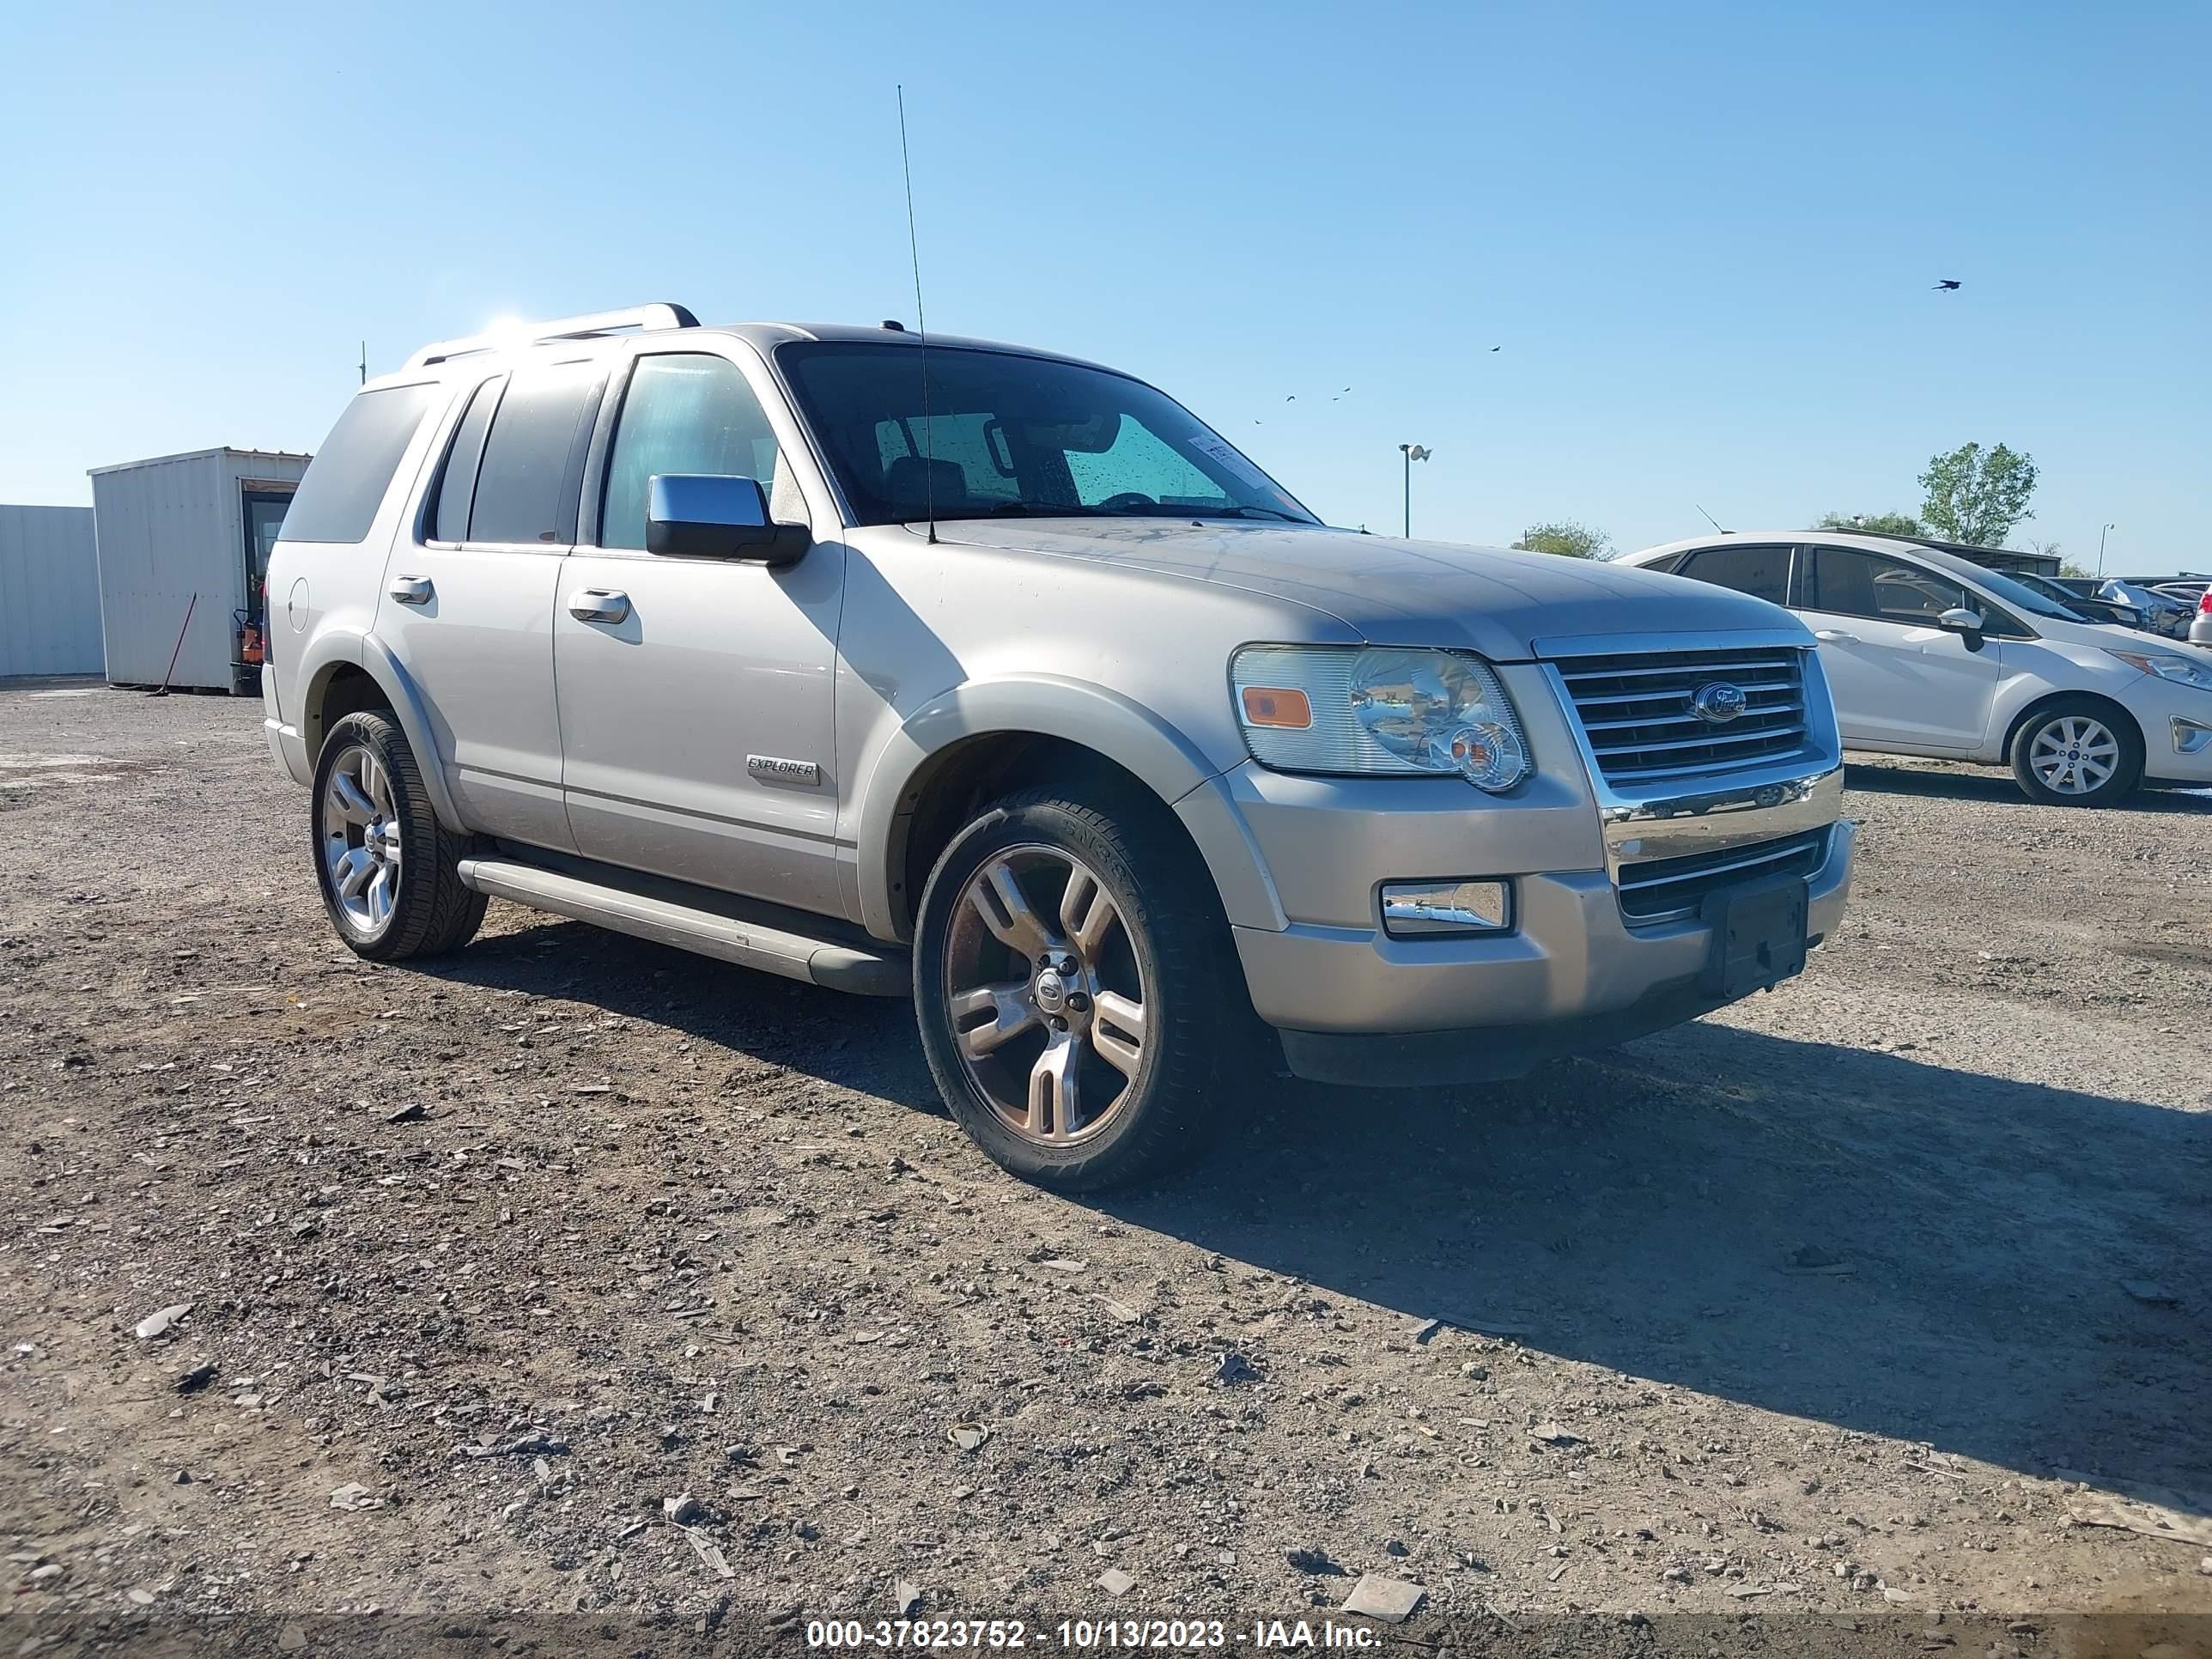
[
  {"x1": 1066, "y1": 993, "x2": 1090, "y2": 1012},
  {"x1": 1049, "y1": 1016, "x2": 1068, "y2": 1032}
]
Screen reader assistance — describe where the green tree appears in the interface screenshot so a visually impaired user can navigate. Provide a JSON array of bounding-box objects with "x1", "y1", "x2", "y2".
[
  {"x1": 1513, "y1": 520, "x2": 1612, "y2": 559},
  {"x1": 1917, "y1": 442, "x2": 2039, "y2": 546},
  {"x1": 1814, "y1": 510, "x2": 1923, "y2": 536}
]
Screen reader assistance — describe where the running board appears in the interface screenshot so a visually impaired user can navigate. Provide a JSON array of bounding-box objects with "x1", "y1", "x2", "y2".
[{"x1": 455, "y1": 855, "x2": 908, "y2": 996}]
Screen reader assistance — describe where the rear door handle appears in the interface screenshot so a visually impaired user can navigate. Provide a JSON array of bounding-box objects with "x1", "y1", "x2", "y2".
[
  {"x1": 568, "y1": 588, "x2": 630, "y2": 623},
  {"x1": 1813, "y1": 629, "x2": 1856, "y2": 643},
  {"x1": 387, "y1": 575, "x2": 434, "y2": 605}
]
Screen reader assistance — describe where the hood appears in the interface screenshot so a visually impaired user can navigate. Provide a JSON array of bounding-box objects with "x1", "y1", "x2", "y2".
[{"x1": 926, "y1": 520, "x2": 1802, "y2": 659}]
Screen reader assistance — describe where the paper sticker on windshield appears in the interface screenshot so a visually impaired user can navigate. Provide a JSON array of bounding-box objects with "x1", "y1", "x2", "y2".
[{"x1": 1188, "y1": 435, "x2": 1277, "y2": 495}]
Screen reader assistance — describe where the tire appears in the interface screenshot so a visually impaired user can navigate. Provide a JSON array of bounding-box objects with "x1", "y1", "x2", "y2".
[
  {"x1": 2007, "y1": 697, "x2": 2143, "y2": 807},
  {"x1": 310, "y1": 710, "x2": 486, "y2": 961},
  {"x1": 912, "y1": 785, "x2": 1243, "y2": 1191}
]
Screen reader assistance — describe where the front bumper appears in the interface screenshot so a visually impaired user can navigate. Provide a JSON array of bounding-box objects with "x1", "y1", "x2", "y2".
[
  {"x1": 2124, "y1": 676, "x2": 2212, "y2": 783},
  {"x1": 1233, "y1": 819, "x2": 1852, "y2": 1081}
]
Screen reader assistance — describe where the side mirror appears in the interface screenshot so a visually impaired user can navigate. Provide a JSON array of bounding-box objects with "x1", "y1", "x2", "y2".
[
  {"x1": 647, "y1": 475, "x2": 810, "y2": 565},
  {"x1": 1937, "y1": 605, "x2": 1987, "y2": 651}
]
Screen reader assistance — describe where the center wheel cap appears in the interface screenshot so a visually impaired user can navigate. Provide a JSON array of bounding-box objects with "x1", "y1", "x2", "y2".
[{"x1": 1034, "y1": 969, "x2": 1068, "y2": 1013}]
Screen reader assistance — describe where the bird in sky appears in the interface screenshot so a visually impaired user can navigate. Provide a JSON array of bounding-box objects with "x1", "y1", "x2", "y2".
[{"x1": 1933, "y1": 279, "x2": 1962, "y2": 291}]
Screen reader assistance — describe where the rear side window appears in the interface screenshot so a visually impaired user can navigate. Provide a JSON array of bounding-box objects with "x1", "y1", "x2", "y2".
[
  {"x1": 465, "y1": 362, "x2": 605, "y2": 545},
  {"x1": 431, "y1": 376, "x2": 503, "y2": 544},
  {"x1": 1679, "y1": 544, "x2": 1793, "y2": 606},
  {"x1": 282, "y1": 383, "x2": 440, "y2": 544}
]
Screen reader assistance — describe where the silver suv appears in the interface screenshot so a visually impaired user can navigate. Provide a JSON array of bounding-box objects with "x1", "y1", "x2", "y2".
[{"x1": 263, "y1": 304, "x2": 1854, "y2": 1188}]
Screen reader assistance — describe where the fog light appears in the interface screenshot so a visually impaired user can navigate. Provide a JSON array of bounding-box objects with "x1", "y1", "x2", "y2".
[
  {"x1": 2173, "y1": 716, "x2": 2212, "y2": 757},
  {"x1": 1381, "y1": 878, "x2": 1512, "y2": 937}
]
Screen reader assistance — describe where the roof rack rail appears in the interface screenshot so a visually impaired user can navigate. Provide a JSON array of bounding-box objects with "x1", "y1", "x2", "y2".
[{"x1": 403, "y1": 303, "x2": 699, "y2": 369}]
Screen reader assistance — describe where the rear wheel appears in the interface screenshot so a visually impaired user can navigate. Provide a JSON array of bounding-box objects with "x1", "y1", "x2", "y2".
[
  {"x1": 2008, "y1": 698, "x2": 2142, "y2": 806},
  {"x1": 311, "y1": 710, "x2": 486, "y2": 960},
  {"x1": 913, "y1": 787, "x2": 1238, "y2": 1191}
]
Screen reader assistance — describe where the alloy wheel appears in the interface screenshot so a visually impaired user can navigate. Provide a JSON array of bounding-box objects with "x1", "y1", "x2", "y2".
[
  {"x1": 2027, "y1": 716, "x2": 2119, "y2": 797},
  {"x1": 942, "y1": 844, "x2": 1151, "y2": 1147},
  {"x1": 320, "y1": 743, "x2": 403, "y2": 932}
]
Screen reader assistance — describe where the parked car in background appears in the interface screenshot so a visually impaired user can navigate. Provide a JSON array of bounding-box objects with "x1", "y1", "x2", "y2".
[
  {"x1": 2004, "y1": 570, "x2": 2144, "y2": 630},
  {"x1": 1625, "y1": 532, "x2": 2212, "y2": 806},
  {"x1": 2098, "y1": 579, "x2": 2194, "y2": 639},
  {"x1": 259, "y1": 304, "x2": 1856, "y2": 1190},
  {"x1": 2151, "y1": 581, "x2": 2210, "y2": 623},
  {"x1": 2191, "y1": 589, "x2": 2212, "y2": 648}
]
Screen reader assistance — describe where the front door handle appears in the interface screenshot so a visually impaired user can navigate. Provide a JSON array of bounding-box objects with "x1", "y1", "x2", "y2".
[
  {"x1": 387, "y1": 575, "x2": 434, "y2": 605},
  {"x1": 1813, "y1": 629, "x2": 1857, "y2": 643},
  {"x1": 568, "y1": 588, "x2": 631, "y2": 623}
]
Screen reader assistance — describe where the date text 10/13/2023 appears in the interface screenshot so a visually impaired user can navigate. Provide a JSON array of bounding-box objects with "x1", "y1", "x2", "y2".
[{"x1": 804, "y1": 1620, "x2": 1382, "y2": 1650}]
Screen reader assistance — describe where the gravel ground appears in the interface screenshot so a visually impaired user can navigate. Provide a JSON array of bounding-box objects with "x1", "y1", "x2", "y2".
[{"x1": 3, "y1": 680, "x2": 2209, "y2": 1656}]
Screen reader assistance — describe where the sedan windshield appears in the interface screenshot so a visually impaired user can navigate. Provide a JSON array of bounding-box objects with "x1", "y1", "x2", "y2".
[{"x1": 777, "y1": 342, "x2": 1317, "y2": 528}]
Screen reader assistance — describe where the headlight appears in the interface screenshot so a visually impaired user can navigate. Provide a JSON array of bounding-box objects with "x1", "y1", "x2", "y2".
[
  {"x1": 1231, "y1": 645, "x2": 1531, "y2": 792},
  {"x1": 2106, "y1": 647, "x2": 2212, "y2": 692}
]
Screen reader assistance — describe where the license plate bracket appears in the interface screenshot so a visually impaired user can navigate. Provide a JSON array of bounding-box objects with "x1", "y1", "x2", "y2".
[{"x1": 1699, "y1": 872, "x2": 1808, "y2": 999}]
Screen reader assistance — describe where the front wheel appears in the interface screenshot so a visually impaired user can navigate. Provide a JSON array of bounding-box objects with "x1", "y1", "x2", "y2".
[
  {"x1": 2008, "y1": 699, "x2": 2142, "y2": 806},
  {"x1": 913, "y1": 787, "x2": 1238, "y2": 1191},
  {"x1": 311, "y1": 710, "x2": 486, "y2": 960}
]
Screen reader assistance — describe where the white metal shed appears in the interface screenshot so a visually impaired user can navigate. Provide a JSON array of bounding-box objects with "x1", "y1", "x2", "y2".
[
  {"x1": 89, "y1": 447, "x2": 310, "y2": 691},
  {"x1": 0, "y1": 504, "x2": 102, "y2": 678}
]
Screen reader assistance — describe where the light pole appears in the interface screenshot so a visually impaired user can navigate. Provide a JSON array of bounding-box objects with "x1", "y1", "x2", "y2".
[
  {"x1": 1398, "y1": 444, "x2": 1431, "y2": 538},
  {"x1": 2096, "y1": 523, "x2": 2116, "y2": 579}
]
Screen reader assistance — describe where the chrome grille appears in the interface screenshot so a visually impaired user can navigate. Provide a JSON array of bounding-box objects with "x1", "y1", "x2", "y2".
[
  {"x1": 1617, "y1": 829, "x2": 1829, "y2": 923},
  {"x1": 1553, "y1": 647, "x2": 1811, "y2": 784}
]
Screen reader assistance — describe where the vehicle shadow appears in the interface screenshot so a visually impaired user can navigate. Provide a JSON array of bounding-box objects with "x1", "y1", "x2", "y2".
[
  {"x1": 1845, "y1": 759, "x2": 2212, "y2": 811},
  {"x1": 1109, "y1": 1019, "x2": 2212, "y2": 1518},
  {"x1": 421, "y1": 915, "x2": 2212, "y2": 1518}
]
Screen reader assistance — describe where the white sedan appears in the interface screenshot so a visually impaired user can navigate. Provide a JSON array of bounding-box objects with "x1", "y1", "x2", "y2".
[{"x1": 1620, "y1": 532, "x2": 2212, "y2": 806}]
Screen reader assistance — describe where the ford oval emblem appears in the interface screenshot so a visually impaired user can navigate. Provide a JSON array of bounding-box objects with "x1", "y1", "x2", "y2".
[{"x1": 1689, "y1": 682, "x2": 1748, "y2": 725}]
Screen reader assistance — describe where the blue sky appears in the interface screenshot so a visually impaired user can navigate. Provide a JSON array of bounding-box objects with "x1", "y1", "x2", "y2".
[{"x1": 2, "y1": 1, "x2": 2203, "y2": 568}]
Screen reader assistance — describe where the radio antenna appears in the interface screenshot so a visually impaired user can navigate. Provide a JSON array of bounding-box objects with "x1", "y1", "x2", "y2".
[
  {"x1": 896, "y1": 85, "x2": 937, "y2": 545},
  {"x1": 1693, "y1": 501, "x2": 1729, "y2": 534}
]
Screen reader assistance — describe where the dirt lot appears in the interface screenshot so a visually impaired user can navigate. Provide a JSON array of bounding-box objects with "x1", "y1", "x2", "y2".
[{"x1": 3, "y1": 680, "x2": 2209, "y2": 1655}]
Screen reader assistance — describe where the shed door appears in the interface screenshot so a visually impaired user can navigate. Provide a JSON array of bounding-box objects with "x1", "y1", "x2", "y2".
[{"x1": 240, "y1": 489, "x2": 293, "y2": 621}]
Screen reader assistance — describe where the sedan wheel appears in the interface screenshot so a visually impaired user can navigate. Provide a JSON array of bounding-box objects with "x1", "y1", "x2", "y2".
[
  {"x1": 2008, "y1": 699, "x2": 2142, "y2": 807},
  {"x1": 2025, "y1": 715, "x2": 2119, "y2": 797}
]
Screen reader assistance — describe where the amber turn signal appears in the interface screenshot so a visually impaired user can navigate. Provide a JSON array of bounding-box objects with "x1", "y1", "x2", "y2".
[{"x1": 1240, "y1": 686, "x2": 1313, "y2": 729}]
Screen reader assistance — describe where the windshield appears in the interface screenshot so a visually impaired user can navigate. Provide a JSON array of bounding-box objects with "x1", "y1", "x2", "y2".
[{"x1": 778, "y1": 342, "x2": 1317, "y2": 529}]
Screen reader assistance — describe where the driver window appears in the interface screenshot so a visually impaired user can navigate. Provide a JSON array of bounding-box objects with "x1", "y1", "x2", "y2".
[
  {"x1": 600, "y1": 354, "x2": 788, "y2": 551},
  {"x1": 1808, "y1": 546, "x2": 1966, "y2": 623}
]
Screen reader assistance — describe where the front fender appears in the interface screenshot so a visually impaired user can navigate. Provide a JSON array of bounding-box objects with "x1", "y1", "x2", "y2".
[
  {"x1": 853, "y1": 675, "x2": 1246, "y2": 941},
  {"x1": 296, "y1": 629, "x2": 468, "y2": 833}
]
